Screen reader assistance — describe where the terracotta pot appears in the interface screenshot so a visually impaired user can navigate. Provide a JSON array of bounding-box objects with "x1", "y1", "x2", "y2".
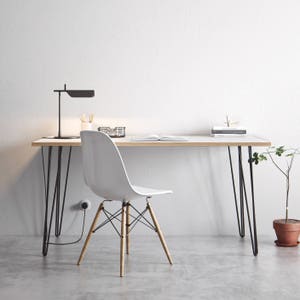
[{"x1": 273, "y1": 219, "x2": 300, "y2": 247}]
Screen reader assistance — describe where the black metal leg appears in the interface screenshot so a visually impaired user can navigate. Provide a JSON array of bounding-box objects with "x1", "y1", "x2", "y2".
[
  {"x1": 238, "y1": 147, "x2": 245, "y2": 237},
  {"x1": 58, "y1": 147, "x2": 72, "y2": 235},
  {"x1": 41, "y1": 146, "x2": 52, "y2": 256},
  {"x1": 228, "y1": 146, "x2": 258, "y2": 256},
  {"x1": 248, "y1": 146, "x2": 258, "y2": 255},
  {"x1": 228, "y1": 146, "x2": 244, "y2": 237},
  {"x1": 55, "y1": 146, "x2": 62, "y2": 237},
  {"x1": 41, "y1": 146, "x2": 72, "y2": 256}
]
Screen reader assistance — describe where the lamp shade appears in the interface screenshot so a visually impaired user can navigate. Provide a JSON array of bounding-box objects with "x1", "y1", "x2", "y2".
[{"x1": 66, "y1": 90, "x2": 95, "y2": 98}]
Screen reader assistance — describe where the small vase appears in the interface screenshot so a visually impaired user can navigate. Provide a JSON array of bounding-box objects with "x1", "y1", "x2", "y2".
[
  {"x1": 81, "y1": 122, "x2": 93, "y2": 131},
  {"x1": 273, "y1": 219, "x2": 300, "y2": 247}
]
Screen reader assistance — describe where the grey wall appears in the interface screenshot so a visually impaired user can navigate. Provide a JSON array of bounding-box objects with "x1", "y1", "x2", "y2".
[{"x1": 1, "y1": 0, "x2": 300, "y2": 236}]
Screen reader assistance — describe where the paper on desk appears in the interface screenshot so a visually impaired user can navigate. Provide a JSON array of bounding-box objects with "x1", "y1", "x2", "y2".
[{"x1": 131, "y1": 135, "x2": 188, "y2": 141}]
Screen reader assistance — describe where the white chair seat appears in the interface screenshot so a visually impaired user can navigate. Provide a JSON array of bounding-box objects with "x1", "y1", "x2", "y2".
[{"x1": 132, "y1": 185, "x2": 172, "y2": 197}]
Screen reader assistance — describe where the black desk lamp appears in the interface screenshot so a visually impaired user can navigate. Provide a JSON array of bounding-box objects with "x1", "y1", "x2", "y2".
[{"x1": 53, "y1": 84, "x2": 95, "y2": 139}]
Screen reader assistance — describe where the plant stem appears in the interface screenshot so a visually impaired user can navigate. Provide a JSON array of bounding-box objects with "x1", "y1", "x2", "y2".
[
  {"x1": 285, "y1": 154, "x2": 294, "y2": 222},
  {"x1": 285, "y1": 175, "x2": 289, "y2": 222},
  {"x1": 267, "y1": 152, "x2": 288, "y2": 179},
  {"x1": 259, "y1": 147, "x2": 300, "y2": 222}
]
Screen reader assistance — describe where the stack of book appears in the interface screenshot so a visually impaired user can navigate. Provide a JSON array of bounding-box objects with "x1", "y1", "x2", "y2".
[{"x1": 211, "y1": 126, "x2": 247, "y2": 136}]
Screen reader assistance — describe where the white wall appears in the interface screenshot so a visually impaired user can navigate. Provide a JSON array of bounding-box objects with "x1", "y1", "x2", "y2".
[{"x1": 1, "y1": 0, "x2": 300, "y2": 237}]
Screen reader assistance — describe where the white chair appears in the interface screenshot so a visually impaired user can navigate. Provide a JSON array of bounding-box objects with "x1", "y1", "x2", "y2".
[{"x1": 77, "y1": 131, "x2": 173, "y2": 277}]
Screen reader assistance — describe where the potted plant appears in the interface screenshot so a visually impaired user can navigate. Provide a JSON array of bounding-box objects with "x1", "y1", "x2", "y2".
[{"x1": 251, "y1": 146, "x2": 300, "y2": 247}]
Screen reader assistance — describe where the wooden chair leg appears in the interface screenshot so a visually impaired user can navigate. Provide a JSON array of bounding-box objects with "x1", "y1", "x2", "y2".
[
  {"x1": 77, "y1": 202, "x2": 104, "y2": 265},
  {"x1": 126, "y1": 202, "x2": 130, "y2": 255},
  {"x1": 147, "y1": 202, "x2": 173, "y2": 265},
  {"x1": 120, "y1": 202, "x2": 126, "y2": 277}
]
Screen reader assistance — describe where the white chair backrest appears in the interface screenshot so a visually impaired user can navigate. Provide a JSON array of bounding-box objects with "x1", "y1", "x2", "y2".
[{"x1": 80, "y1": 131, "x2": 134, "y2": 200}]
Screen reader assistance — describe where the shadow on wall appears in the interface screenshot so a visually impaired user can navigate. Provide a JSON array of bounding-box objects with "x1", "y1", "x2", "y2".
[
  {"x1": 205, "y1": 147, "x2": 229, "y2": 233},
  {"x1": 121, "y1": 146, "x2": 233, "y2": 235},
  {"x1": 0, "y1": 141, "x2": 91, "y2": 236},
  {"x1": 184, "y1": 147, "x2": 229, "y2": 234},
  {"x1": 0, "y1": 141, "x2": 44, "y2": 235}
]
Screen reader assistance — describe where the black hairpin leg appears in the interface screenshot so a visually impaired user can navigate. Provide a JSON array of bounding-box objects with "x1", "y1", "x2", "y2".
[
  {"x1": 248, "y1": 146, "x2": 258, "y2": 255},
  {"x1": 228, "y1": 146, "x2": 244, "y2": 237},
  {"x1": 228, "y1": 146, "x2": 258, "y2": 256},
  {"x1": 42, "y1": 146, "x2": 52, "y2": 256},
  {"x1": 41, "y1": 146, "x2": 72, "y2": 256}
]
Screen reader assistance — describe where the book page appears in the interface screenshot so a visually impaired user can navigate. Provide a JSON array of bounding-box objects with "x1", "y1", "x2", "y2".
[
  {"x1": 131, "y1": 135, "x2": 188, "y2": 141},
  {"x1": 159, "y1": 136, "x2": 188, "y2": 141},
  {"x1": 131, "y1": 134, "x2": 160, "y2": 141}
]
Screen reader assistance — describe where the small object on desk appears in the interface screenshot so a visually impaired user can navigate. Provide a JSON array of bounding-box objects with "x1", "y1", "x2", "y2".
[
  {"x1": 80, "y1": 113, "x2": 94, "y2": 131},
  {"x1": 98, "y1": 126, "x2": 126, "y2": 138},
  {"x1": 89, "y1": 113, "x2": 94, "y2": 123},
  {"x1": 43, "y1": 135, "x2": 80, "y2": 139},
  {"x1": 225, "y1": 115, "x2": 239, "y2": 127},
  {"x1": 131, "y1": 134, "x2": 188, "y2": 141},
  {"x1": 80, "y1": 114, "x2": 87, "y2": 123},
  {"x1": 211, "y1": 115, "x2": 247, "y2": 136},
  {"x1": 81, "y1": 122, "x2": 93, "y2": 130},
  {"x1": 211, "y1": 126, "x2": 247, "y2": 136}
]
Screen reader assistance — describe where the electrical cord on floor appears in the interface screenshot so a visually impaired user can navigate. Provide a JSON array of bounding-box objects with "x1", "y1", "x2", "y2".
[{"x1": 48, "y1": 209, "x2": 86, "y2": 246}]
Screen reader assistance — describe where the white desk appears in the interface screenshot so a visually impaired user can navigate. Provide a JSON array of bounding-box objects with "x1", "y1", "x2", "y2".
[
  {"x1": 32, "y1": 135, "x2": 271, "y2": 256},
  {"x1": 33, "y1": 135, "x2": 270, "y2": 147}
]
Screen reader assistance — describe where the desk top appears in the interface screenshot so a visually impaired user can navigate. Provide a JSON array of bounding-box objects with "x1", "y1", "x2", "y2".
[{"x1": 32, "y1": 135, "x2": 271, "y2": 147}]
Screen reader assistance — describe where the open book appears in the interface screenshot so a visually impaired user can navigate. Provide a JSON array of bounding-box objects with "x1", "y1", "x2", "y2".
[{"x1": 131, "y1": 134, "x2": 188, "y2": 141}]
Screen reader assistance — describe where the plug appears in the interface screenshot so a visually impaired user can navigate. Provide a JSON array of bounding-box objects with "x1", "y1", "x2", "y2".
[{"x1": 80, "y1": 199, "x2": 91, "y2": 210}]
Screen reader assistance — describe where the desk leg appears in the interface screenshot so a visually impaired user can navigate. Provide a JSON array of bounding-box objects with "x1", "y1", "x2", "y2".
[
  {"x1": 248, "y1": 146, "x2": 258, "y2": 255},
  {"x1": 228, "y1": 146, "x2": 258, "y2": 256},
  {"x1": 42, "y1": 146, "x2": 52, "y2": 256},
  {"x1": 41, "y1": 146, "x2": 72, "y2": 256},
  {"x1": 228, "y1": 147, "x2": 245, "y2": 237}
]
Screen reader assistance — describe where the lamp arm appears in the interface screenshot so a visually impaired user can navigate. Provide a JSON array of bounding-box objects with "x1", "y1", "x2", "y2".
[{"x1": 58, "y1": 91, "x2": 61, "y2": 138}]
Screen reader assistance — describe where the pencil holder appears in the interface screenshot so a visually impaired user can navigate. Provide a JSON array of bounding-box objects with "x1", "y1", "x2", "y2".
[{"x1": 81, "y1": 122, "x2": 93, "y2": 131}]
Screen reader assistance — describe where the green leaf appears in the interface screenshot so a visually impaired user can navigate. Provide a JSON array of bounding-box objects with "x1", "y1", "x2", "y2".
[
  {"x1": 259, "y1": 154, "x2": 267, "y2": 161},
  {"x1": 249, "y1": 152, "x2": 268, "y2": 164},
  {"x1": 250, "y1": 152, "x2": 261, "y2": 164},
  {"x1": 275, "y1": 146, "x2": 285, "y2": 157}
]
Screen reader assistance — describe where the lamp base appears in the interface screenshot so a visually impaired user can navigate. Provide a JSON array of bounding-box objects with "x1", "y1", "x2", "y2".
[{"x1": 44, "y1": 136, "x2": 80, "y2": 139}]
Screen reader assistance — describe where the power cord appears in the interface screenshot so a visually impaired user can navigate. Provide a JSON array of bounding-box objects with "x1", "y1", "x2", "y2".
[{"x1": 48, "y1": 209, "x2": 86, "y2": 246}]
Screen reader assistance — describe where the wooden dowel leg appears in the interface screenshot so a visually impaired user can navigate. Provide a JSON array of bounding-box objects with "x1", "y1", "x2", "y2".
[
  {"x1": 77, "y1": 202, "x2": 104, "y2": 265},
  {"x1": 147, "y1": 202, "x2": 173, "y2": 265},
  {"x1": 126, "y1": 202, "x2": 130, "y2": 255},
  {"x1": 120, "y1": 202, "x2": 126, "y2": 277}
]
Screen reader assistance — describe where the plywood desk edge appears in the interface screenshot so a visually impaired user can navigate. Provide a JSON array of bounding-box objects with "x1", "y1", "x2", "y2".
[
  {"x1": 114, "y1": 141, "x2": 271, "y2": 147},
  {"x1": 32, "y1": 136, "x2": 271, "y2": 147},
  {"x1": 32, "y1": 140, "x2": 81, "y2": 147}
]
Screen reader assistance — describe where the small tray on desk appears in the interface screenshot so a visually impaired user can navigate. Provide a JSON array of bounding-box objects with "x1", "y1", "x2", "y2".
[{"x1": 98, "y1": 127, "x2": 126, "y2": 138}]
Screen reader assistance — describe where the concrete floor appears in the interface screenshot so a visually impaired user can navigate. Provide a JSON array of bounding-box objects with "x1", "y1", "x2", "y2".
[{"x1": 0, "y1": 235, "x2": 300, "y2": 300}]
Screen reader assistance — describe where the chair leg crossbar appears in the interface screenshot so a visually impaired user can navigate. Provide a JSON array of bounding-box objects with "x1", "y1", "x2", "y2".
[
  {"x1": 127, "y1": 204, "x2": 156, "y2": 232},
  {"x1": 93, "y1": 208, "x2": 123, "y2": 237},
  {"x1": 77, "y1": 199, "x2": 173, "y2": 277}
]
